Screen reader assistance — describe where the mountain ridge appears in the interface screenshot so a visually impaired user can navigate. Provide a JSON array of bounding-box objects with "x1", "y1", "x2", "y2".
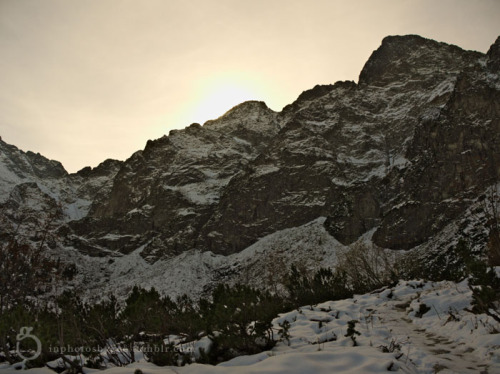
[{"x1": 0, "y1": 34, "x2": 499, "y2": 299}]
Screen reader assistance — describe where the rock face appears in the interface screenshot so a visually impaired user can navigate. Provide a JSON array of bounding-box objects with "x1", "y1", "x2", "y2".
[
  {"x1": 202, "y1": 35, "x2": 495, "y2": 254},
  {"x1": 1, "y1": 35, "x2": 499, "y2": 296},
  {"x1": 66, "y1": 101, "x2": 280, "y2": 260},
  {"x1": 372, "y1": 56, "x2": 500, "y2": 249},
  {"x1": 0, "y1": 139, "x2": 121, "y2": 242},
  {"x1": 487, "y1": 36, "x2": 500, "y2": 73}
]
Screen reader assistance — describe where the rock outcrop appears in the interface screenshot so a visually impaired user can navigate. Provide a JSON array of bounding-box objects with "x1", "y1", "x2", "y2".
[{"x1": 1, "y1": 35, "x2": 498, "y2": 297}]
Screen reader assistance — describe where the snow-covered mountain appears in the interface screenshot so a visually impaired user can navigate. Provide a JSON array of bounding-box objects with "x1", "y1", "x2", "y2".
[{"x1": 0, "y1": 34, "x2": 499, "y2": 299}]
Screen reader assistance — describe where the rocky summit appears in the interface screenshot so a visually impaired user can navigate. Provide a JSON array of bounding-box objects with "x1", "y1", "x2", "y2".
[{"x1": 1, "y1": 34, "x2": 499, "y2": 299}]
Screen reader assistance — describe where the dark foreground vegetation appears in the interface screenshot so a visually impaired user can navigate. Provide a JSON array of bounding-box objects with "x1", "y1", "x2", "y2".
[
  {"x1": 1, "y1": 264, "x2": 359, "y2": 371},
  {"x1": 1, "y1": 235, "x2": 499, "y2": 372}
]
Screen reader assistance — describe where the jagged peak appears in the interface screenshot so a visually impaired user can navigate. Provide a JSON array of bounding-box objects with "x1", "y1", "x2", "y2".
[
  {"x1": 0, "y1": 137, "x2": 67, "y2": 179},
  {"x1": 358, "y1": 34, "x2": 481, "y2": 86},
  {"x1": 282, "y1": 81, "x2": 356, "y2": 113},
  {"x1": 201, "y1": 100, "x2": 278, "y2": 138},
  {"x1": 204, "y1": 100, "x2": 273, "y2": 126},
  {"x1": 74, "y1": 158, "x2": 122, "y2": 178},
  {"x1": 487, "y1": 35, "x2": 500, "y2": 72},
  {"x1": 381, "y1": 34, "x2": 435, "y2": 46}
]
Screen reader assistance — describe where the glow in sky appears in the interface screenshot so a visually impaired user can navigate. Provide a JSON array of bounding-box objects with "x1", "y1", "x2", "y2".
[
  {"x1": 176, "y1": 71, "x2": 273, "y2": 126},
  {"x1": 0, "y1": 0, "x2": 499, "y2": 172}
]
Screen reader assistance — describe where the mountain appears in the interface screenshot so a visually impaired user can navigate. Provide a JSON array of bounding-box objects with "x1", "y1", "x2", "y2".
[{"x1": 1, "y1": 34, "x2": 499, "y2": 299}]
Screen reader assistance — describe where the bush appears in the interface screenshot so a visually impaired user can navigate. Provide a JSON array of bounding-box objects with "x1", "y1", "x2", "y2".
[
  {"x1": 415, "y1": 303, "x2": 431, "y2": 318},
  {"x1": 453, "y1": 239, "x2": 500, "y2": 321},
  {"x1": 200, "y1": 284, "x2": 282, "y2": 364},
  {"x1": 344, "y1": 320, "x2": 360, "y2": 346},
  {"x1": 143, "y1": 340, "x2": 190, "y2": 367},
  {"x1": 285, "y1": 266, "x2": 352, "y2": 307},
  {"x1": 336, "y1": 242, "x2": 399, "y2": 293}
]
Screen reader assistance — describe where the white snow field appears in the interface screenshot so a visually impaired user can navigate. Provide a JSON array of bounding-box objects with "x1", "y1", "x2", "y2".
[{"x1": 2, "y1": 279, "x2": 499, "y2": 374}]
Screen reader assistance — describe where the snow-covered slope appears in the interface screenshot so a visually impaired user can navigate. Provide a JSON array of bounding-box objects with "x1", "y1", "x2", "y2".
[
  {"x1": 56, "y1": 218, "x2": 342, "y2": 301},
  {"x1": 5, "y1": 280, "x2": 499, "y2": 374}
]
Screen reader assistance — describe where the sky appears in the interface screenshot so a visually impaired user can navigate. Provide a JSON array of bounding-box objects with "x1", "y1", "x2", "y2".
[{"x1": 0, "y1": 0, "x2": 499, "y2": 173}]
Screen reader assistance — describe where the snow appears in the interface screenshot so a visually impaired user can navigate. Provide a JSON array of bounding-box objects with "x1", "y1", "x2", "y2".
[
  {"x1": 185, "y1": 280, "x2": 498, "y2": 373},
  {"x1": 254, "y1": 165, "x2": 280, "y2": 177},
  {"x1": 8, "y1": 280, "x2": 500, "y2": 374},
  {"x1": 0, "y1": 161, "x2": 27, "y2": 202},
  {"x1": 55, "y1": 218, "x2": 342, "y2": 302},
  {"x1": 193, "y1": 349, "x2": 398, "y2": 373},
  {"x1": 426, "y1": 79, "x2": 456, "y2": 104},
  {"x1": 233, "y1": 136, "x2": 252, "y2": 146},
  {"x1": 305, "y1": 120, "x2": 329, "y2": 127},
  {"x1": 406, "y1": 280, "x2": 500, "y2": 365},
  {"x1": 193, "y1": 337, "x2": 213, "y2": 360},
  {"x1": 331, "y1": 177, "x2": 350, "y2": 187},
  {"x1": 163, "y1": 177, "x2": 231, "y2": 205},
  {"x1": 63, "y1": 198, "x2": 92, "y2": 220},
  {"x1": 0, "y1": 141, "x2": 118, "y2": 223},
  {"x1": 177, "y1": 207, "x2": 196, "y2": 216},
  {"x1": 100, "y1": 233, "x2": 133, "y2": 241}
]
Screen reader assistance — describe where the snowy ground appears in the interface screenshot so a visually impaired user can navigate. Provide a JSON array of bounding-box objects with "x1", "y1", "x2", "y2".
[{"x1": 2, "y1": 279, "x2": 499, "y2": 374}]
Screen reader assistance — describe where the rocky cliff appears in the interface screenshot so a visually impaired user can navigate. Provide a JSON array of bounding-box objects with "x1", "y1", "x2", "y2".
[{"x1": 1, "y1": 34, "x2": 498, "y2": 298}]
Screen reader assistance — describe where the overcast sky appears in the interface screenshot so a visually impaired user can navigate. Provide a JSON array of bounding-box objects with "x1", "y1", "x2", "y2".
[{"x1": 1, "y1": 0, "x2": 499, "y2": 173}]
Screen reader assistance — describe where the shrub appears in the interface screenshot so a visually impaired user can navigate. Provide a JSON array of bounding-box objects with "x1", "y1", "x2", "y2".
[
  {"x1": 285, "y1": 266, "x2": 352, "y2": 307},
  {"x1": 201, "y1": 284, "x2": 280, "y2": 364},
  {"x1": 344, "y1": 320, "x2": 361, "y2": 346},
  {"x1": 415, "y1": 303, "x2": 431, "y2": 318},
  {"x1": 336, "y1": 242, "x2": 399, "y2": 293}
]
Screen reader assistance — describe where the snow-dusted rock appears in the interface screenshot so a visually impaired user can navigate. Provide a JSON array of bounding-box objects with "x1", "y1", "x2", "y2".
[{"x1": 0, "y1": 34, "x2": 499, "y2": 300}]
